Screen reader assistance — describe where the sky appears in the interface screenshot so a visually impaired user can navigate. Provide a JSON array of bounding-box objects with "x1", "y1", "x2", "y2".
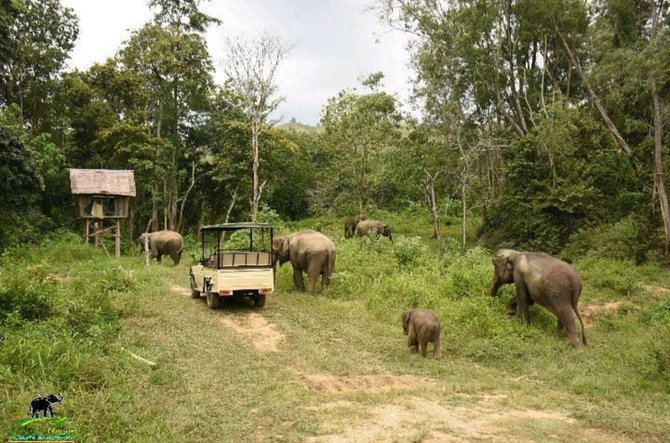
[{"x1": 60, "y1": 0, "x2": 415, "y2": 126}]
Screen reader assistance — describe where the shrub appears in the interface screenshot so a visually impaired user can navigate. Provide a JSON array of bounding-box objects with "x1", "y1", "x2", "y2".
[
  {"x1": 442, "y1": 247, "x2": 494, "y2": 299},
  {"x1": 562, "y1": 215, "x2": 656, "y2": 263},
  {"x1": 392, "y1": 235, "x2": 432, "y2": 267}
]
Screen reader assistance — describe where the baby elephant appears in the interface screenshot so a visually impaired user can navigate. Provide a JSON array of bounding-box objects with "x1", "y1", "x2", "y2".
[{"x1": 402, "y1": 309, "x2": 441, "y2": 358}]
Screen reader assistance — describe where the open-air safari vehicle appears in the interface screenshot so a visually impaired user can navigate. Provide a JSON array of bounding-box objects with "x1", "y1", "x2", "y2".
[{"x1": 189, "y1": 223, "x2": 274, "y2": 309}]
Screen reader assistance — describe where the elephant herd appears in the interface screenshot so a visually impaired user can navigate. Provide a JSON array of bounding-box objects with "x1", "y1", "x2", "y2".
[
  {"x1": 138, "y1": 219, "x2": 588, "y2": 352},
  {"x1": 273, "y1": 219, "x2": 587, "y2": 354}
]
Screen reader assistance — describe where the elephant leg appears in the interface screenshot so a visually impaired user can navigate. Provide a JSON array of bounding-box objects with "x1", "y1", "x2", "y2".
[
  {"x1": 292, "y1": 267, "x2": 305, "y2": 291},
  {"x1": 419, "y1": 338, "x2": 428, "y2": 357},
  {"x1": 506, "y1": 297, "x2": 518, "y2": 316},
  {"x1": 307, "y1": 274, "x2": 318, "y2": 295},
  {"x1": 514, "y1": 281, "x2": 531, "y2": 324},
  {"x1": 560, "y1": 310, "x2": 581, "y2": 347},
  {"x1": 407, "y1": 324, "x2": 418, "y2": 353},
  {"x1": 306, "y1": 261, "x2": 323, "y2": 295},
  {"x1": 156, "y1": 253, "x2": 162, "y2": 264},
  {"x1": 556, "y1": 318, "x2": 565, "y2": 335},
  {"x1": 433, "y1": 335, "x2": 441, "y2": 359}
]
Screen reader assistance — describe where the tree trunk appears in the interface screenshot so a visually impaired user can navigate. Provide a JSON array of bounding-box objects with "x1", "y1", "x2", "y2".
[
  {"x1": 650, "y1": 0, "x2": 670, "y2": 252},
  {"x1": 424, "y1": 169, "x2": 441, "y2": 239},
  {"x1": 251, "y1": 117, "x2": 261, "y2": 221},
  {"x1": 151, "y1": 185, "x2": 159, "y2": 232},
  {"x1": 554, "y1": 24, "x2": 632, "y2": 155},
  {"x1": 177, "y1": 161, "x2": 198, "y2": 233},
  {"x1": 461, "y1": 181, "x2": 467, "y2": 249}
]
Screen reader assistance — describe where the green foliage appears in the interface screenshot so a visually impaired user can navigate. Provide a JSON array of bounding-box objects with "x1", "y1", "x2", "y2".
[
  {"x1": 0, "y1": 235, "x2": 158, "y2": 395},
  {"x1": 316, "y1": 75, "x2": 403, "y2": 215},
  {"x1": 0, "y1": 0, "x2": 79, "y2": 130},
  {"x1": 574, "y1": 256, "x2": 646, "y2": 298},
  {"x1": 562, "y1": 215, "x2": 657, "y2": 263},
  {"x1": 479, "y1": 106, "x2": 639, "y2": 253}
]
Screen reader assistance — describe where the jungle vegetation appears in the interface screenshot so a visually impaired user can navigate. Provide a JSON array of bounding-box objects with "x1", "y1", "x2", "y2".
[{"x1": 0, "y1": 0, "x2": 669, "y2": 265}]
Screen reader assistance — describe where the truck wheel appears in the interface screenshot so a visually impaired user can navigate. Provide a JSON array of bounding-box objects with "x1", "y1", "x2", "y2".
[
  {"x1": 254, "y1": 294, "x2": 266, "y2": 308},
  {"x1": 206, "y1": 292, "x2": 220, "y2": 309},
  {"x1": 190, "y1": 275, "x2": 201, "y2": 299}
]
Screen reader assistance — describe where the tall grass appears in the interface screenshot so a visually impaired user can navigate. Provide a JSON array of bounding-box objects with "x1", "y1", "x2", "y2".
[{"x1": 0, "y1": 232, "x2": 163, "y2": 433}]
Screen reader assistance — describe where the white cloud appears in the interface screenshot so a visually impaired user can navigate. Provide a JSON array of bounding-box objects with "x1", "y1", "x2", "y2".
[{"x1": 62, "y1": 0, "x2": 415, "y2": 125}]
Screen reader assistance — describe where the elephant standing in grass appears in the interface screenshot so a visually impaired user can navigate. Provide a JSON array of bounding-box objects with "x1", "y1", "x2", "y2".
[
  {"x1": 490, "y1": 249, "x2": 586, "y2": 347},
  {"x1": 272, "y1": 230, "x2": 336, "y2": 295},
  {"x1": 402, "y1": 309, "x2": 441, "y2": 358},
  {"x1": 137, "y1": 230, "x2": 184, "y2": 266},
  {"x1": 344, "y1": 216, "x2": 362, "y2": 239},
  {"x1": 355, "y1": 219, "x2": 393, "y2": 243}
]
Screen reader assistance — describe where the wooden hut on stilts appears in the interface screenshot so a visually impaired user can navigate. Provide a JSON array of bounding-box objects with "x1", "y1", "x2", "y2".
[{"x1": 69, "y1": 169, "x2": 136, "y2": 257}]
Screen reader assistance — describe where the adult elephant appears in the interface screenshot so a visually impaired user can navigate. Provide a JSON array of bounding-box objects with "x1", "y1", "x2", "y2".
[
  {"x1": 137, "y1": 230, "x2": 184, "y2": 265},
  {"x1": 355, "y1": 219, "x2": 393, "y2": 243},
  {"x1": 343, "y1": 216, "x2": 362, "y2": 239},
  {"x1": 272, "y1": 230, "x2": 336, "y2": 295},
  {"x1": 490, "y1": 249, "x2": 586, "y2": 347}
]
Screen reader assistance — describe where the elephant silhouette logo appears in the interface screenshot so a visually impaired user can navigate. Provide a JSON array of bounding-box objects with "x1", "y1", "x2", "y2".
[{"x1": 29, "y1": 394, "x2": 63, "y2": 417}]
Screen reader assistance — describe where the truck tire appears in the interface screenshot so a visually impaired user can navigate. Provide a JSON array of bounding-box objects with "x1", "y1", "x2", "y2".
[
  {"x1": 190, "y1": 274, "x2": 201, "y2": 299},
  {"x1": 254, "y1": 294, "x2": 266, "y2": 308}
]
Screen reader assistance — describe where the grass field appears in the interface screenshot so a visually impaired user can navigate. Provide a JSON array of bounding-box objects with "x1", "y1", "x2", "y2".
[{"x1": 1, "y1": 217, "x2": 670, "y2": 442}]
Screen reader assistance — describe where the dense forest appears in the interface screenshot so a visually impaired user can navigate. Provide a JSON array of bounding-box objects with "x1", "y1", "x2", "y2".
[{"x1": 1, "y1": 0, "x2": 669, "y2": 263}]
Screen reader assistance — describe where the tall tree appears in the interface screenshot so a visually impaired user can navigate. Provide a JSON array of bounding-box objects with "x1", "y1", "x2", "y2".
[
  {"x1": 221, "y1": 32, "x2": 291, "y2": 221},
  {"x1": 147, "y1": 0, "x2": 220, "y2": 32},
  {"x1": 119, "y1": 19, "x2": 214, "y2": 231},
  {"x1": 589, "y1": 0, "x2": 670, "y2": 250},
  {"x1": 320, "y1": 73, "x2": 403, "y2": 216},
  {"x1": 0, "y1": 0, "x2": 78, "y2": 131}
]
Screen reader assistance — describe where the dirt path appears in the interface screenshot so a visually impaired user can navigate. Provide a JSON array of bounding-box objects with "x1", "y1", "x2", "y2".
[{"x1": 152, "y1": 284, "x2": 632, "y2": 442}]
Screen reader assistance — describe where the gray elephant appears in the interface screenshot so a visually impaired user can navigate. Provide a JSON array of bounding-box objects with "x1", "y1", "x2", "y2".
[
  {"x1": 137, "y1": 230, "x2": 184, "y2": 265},
  {"x1": 355, "y1": 219, "x2": 393, "y2": 243},
  {"x1": 490, "y1": 249, "x2": 586, "y2": 347},
  {"x1": 272, "y1": 230, "x2": 336, "y2": 295},
  {"x1": 343, "y1": 216, "x2": 362, "y2": 239},
  {"x1": 402, "y1": 309, "x2": 441, "y2": 358}
]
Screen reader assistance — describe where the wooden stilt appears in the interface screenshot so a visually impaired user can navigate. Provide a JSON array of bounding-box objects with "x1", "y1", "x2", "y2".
[
  {"x1": 94, "y1": 221, "x2": 100, "y2": 248},
  {"x1": 115, "y1": 220, "x2": 121, "y2": 258}
]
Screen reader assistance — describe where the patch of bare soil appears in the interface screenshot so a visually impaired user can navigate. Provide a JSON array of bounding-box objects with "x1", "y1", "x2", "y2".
[
  {"x1": 219, "y1": 313, "x2": 284, "y2": 353},
  {"x1": 580, "y1": 301, "x2": 624, "y2": 325},
  {"x1": 307, "y1": 396, "x2": 630, "y2": 443},
  {"x1": 170, "y1": 285, "x2": 284, "y2": 352},
  {"x1": 303, "y1": 374, "x2": 429, "y2": 393},
  {"x1": 171, "y1": 285, "x2": 192, "y2": 297}
]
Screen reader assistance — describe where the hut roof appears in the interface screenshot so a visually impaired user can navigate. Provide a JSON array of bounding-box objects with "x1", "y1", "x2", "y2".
[{"x1": 69, "y1": 169, "x2": 136, "y2": 197}]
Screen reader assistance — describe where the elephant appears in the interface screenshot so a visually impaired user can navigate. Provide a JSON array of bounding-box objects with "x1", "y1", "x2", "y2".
[
  {"x1": 343, "y1": 216, "x2": 362, "y2": 239},
  {"x1": 355, "y1": 219, "x2": 393, "y2": 243},
  {"x1": 136, "y1": 230, "x2": 184, "y2": 265},
  {"x1": 272, "y1": 230, "x2": 336, "y2": 295},
  {"x1": 29, "y1": 394, "x2": 62, "y2": 417},
  {"x1": 402, "y1": 309, "x2": 441, "y2": 358},
  {"x1": 490, "y1": 249, "x2": 587, "y2": 347}
]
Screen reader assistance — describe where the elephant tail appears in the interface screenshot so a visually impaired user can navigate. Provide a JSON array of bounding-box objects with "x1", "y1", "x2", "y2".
[{"x1": 572, "y1": 294, "x2": 587, "y2": 346}]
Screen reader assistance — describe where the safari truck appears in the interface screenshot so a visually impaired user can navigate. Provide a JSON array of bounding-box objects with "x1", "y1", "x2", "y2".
[{"x1": 189, "y1": 223, "x2": 274, "y2": 309}]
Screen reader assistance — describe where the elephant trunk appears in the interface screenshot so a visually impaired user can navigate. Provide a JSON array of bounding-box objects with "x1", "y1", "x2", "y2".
[{"x1": 490, "y1": 273, "x2": 503, "y2": 297}]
